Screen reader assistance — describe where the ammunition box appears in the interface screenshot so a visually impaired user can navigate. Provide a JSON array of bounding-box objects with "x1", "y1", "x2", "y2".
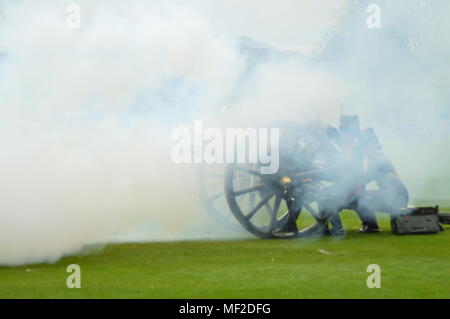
[{"x1": 391, "y1": 206, "x2": 442, "y2": 235}]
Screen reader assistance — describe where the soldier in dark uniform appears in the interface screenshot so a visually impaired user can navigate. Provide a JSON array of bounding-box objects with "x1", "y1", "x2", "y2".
[
  {"x1": 357, "y1": 129, "x2": 409, "y2": 229},
  {"x1": 338, "y1": 115, "x2": 409, "y2": 233}
]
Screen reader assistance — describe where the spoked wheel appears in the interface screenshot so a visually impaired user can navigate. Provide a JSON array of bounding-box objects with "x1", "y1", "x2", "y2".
[
  {"x1": 224, "y1": 163, "x2": 332, "y2": 239},
  {"x1": 224, "y1": 121, "x2": 342, "y2": 239}
]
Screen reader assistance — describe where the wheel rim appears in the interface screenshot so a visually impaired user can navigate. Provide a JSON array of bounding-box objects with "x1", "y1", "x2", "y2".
[
  {"x1": 224, "y1": 163, "x2": 330, "y2": 239},
  {"x1": 223, "y1": 121, "x2": 341, "y2": 239}
]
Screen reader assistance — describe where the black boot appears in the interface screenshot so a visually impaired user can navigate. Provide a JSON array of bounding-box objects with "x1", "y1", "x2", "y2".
[
  {"x1": 359, "y1": 221, "x2": 380, "y2": 233},
  {"x1": 356, "y1": 207, "x2": 380, "y2": 233}
]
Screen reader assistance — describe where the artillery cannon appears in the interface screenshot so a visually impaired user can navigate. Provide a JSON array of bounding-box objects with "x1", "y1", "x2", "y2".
[{"x1": 198, "y1": 120, "x2": 450, "y2": 238}]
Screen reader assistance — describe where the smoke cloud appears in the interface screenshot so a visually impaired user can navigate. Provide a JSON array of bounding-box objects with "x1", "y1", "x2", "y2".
[{"x1": 0, "y1": 0, "x2": 449, "y2": 265}]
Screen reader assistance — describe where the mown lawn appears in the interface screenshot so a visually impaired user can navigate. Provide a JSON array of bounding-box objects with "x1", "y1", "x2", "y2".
[{"x1": 0, "y1": 211, "x2": 449, "y2": 299}]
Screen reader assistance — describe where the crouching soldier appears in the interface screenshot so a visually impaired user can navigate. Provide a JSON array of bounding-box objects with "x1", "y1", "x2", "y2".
[
  {"x1": 357, "y1": 139, "x2": 410, "y2": 231},
  {"x1": 338, "y1": 115, "x2": 409, "y2": 233}
]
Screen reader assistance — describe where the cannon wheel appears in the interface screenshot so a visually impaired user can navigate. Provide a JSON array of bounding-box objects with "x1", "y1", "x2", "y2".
[{"x1": 224, "y1": 121, "x2": 340, "y2": 239}]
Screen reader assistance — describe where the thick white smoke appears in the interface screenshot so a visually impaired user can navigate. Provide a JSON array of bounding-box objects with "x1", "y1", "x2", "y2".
[
  {"x1": 0, "y1": 0, "x2": 248, "y2": 265},
  {"x1": 0, "y1": 0, "x2": 448, "y2": 265}
]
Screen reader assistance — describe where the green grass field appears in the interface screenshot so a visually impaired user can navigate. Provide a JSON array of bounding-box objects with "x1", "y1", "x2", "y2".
[{"x1": 0, "y1": 211, "x2": 449, "y2": 299}]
